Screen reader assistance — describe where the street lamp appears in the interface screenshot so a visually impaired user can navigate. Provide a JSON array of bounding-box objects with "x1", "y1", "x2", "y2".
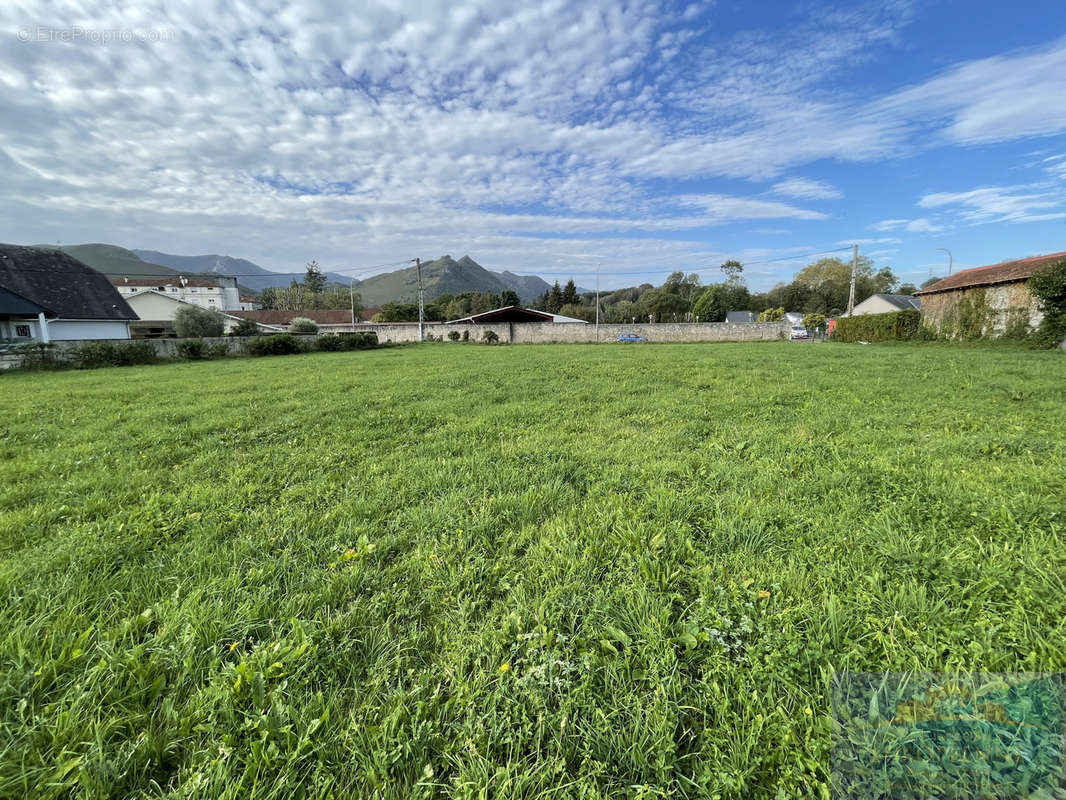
[{"x1": 936, "y1": 247, "x2": 953, "y2": 276}]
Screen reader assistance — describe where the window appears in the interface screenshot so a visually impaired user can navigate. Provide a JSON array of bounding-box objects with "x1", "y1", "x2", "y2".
[{"x1": 15, "y1": 325, "x2": 31, "y2": 337}]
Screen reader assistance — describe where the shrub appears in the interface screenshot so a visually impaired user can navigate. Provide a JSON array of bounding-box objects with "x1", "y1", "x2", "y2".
[
  {"x1": 245, "y1": 334, "x2": 303, "y2": 356},
  {"x1": 289, "y1": 317, "x2": 319, "y2": 334},
  {"x1": 448, "y1": 331, "x2": 461, "y2": 342},
  {"x1": 462, "y1": 330, "x2": 470, "y2": 342},
  {"x1": 177, "y1": 338, "x2": 206, "y2": 359},
  {"x1": 833, "y1": 309, "x2": 922, "y2": 343},
  {"x1": 758, "y1": 307, "x2": 785, "y2": 322},
  {"x1": 208, "y1": 342, "x2": 230, "y2": 358},
  {"x1": 11, "y1": 342, "x2": 62, "y2": 370},
  {"x1": 315, "y1": 333, "x2": 345, "y2": 351},
  {"x1": 174, "y1": 305, "x2": 225, "y2": 338},
  {"x1": 70, "y1": 340, "x2": 157, "y2": 368},
  {"x1": 70, "y1": 341, "x2": 117, "y2": 368},
  {"x1": 1028, "y1": 258, "x2": 1066, "y2": 349},
  {"x1": 230, "y1": 318, "x2": 260, "y2": 337},
  {"x1": 111, "y1": 341, "x2": 158, "y2": 366},
  {"x1": 482, "y1": 329, "x2": 500, "y2": 343},
  {"x1": 802, "y1": 313, "x2": 826, "y2": 331},
  {"x1": 337, "y1": 332, "x2": 378, "y2": 350}
]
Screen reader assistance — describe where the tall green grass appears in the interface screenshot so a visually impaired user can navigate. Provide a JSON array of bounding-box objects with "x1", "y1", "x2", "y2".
[{"x1": 1, "y1": 343, "x2": 1064, "y2": 798}]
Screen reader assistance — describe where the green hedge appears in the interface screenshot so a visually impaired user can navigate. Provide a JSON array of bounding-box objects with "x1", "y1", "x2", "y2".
[
  {"x1": 833, "y1": 309, "x2": 922, "y2": 343},
  {"x1": 314, "y1": 332, "x2": 379, "y2": 351},
  {"x1": 245, "y1": 331, "x2": 380, "y2": 356},
  {"x1": 70, "y1": 340, "x2": 158, "y2": 368}
]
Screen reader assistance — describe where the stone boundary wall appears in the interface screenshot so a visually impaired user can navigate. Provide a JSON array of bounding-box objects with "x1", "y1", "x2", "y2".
[
  {"x1": 0, "y1": 335, "x2": 277, "y2": 369},
  {"x1": 360, "y1": 321, "x2": 788, "y2": 344},
  {"x1": 1, "y1": 324, "x2": 787, "y2": 369}
]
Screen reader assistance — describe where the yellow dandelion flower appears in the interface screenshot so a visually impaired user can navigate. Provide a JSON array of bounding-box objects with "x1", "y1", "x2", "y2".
[
  {"x1": 758, "y1": 590, "x2": 771, "y2": 599},
  {"x1": 499, "y1": 663, "x2": 510, "y2": 673},
  {"x1": 228, "y1": 641, "x2": 239, "y2": 652}
]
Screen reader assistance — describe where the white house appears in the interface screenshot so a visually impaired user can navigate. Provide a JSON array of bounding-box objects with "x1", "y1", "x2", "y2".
[
  {"x1": 124, "y1": 290, "x2": 280, "y2": 336},
  {"x1": 112, "y1": 275, "x2": 242, "y2": 311},
  {"x1": 847, "y1": 294, "x2": 921, "y2": 316},
  {"x1": 1, "y1": 244, "x2": 135, "y2": 342}
]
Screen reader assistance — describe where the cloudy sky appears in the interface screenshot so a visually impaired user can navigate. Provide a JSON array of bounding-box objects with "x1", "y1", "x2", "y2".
[{"x1": 2, "y1": 0, "x2": 1065, "y2": 289}]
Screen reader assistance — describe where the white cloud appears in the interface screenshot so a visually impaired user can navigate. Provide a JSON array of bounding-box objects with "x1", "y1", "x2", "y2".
[
  {"x1": 870, "y1": 219, "x2": 910, "y2": 232},
  {"x1": 674, "y1": 194, "x2": 827, "y2": 222},
  {"x1": 918, "y1": 185, "x2": 1064, "y2": 225},
  {"x1": 838, "y1": 237, "x2": 901, "y2": 246},
  {"x1": 876, "y1": 36, "x2": 1066, "y2": 145},
  {"x1": 772, "y1": 178, "x2": 842, "y2": 200},
  {"x1": 904, "y1": 218, "x2": 946, "y2": 233},
  {"x1": 0, "y1": 0, "x2": 1063, "y2": 287},
  {"x1": 868, "y1": 218, "x2": 945, "y2": 234}
]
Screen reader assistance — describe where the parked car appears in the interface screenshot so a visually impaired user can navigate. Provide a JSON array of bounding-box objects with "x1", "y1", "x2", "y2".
[
  {"x1": 790, "y1": 326, "x2": 809, "y2": 340},
  {"x1": 617, "y1": 333, "x2": 648, "y2": 343}
]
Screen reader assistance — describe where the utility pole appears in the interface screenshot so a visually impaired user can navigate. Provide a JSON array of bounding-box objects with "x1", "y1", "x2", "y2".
[
  {"x1": 595, "y1": 264, "x2": 600, "y2": 342},
  {"x1": 350, "y1": 276, "x2": 357, "y2": 327},
  {"x1": 416, "y1": 257, "x2": 425, "y2": 342},
  {"x1": 846, "y1": 244, "x2": 858, "y2": 316}
]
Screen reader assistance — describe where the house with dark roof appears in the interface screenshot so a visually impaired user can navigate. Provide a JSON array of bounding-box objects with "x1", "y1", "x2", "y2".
[
  {"x1": 0, "y1": 245, "x2": 136, "y2": 342},
  {"x1": 914, "y1": 251, "x2": 1065, "y2": 338},
  {"x1": 847, "y1": 293, "x2": 921, "y2": 317}
]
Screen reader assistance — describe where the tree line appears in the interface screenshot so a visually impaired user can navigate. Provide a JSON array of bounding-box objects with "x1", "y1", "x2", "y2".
[
  {"x1": 527, "y1": 258, "x2": 934, "y2": 322},
  {"x1": 254, "y1": 256, "x2": 936, "y2": 324},
  {"x1": 258, "y1": 262, "x2": 364, "y2": 315}
]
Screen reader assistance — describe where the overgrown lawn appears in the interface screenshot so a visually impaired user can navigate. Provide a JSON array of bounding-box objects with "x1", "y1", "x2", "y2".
[{"x1": 2, "y1": 343, "x2": 1064, "y2": 798}]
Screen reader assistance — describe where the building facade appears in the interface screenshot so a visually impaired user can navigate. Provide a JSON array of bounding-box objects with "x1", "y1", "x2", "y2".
[
  {"x1": 915, "y1": 252, "x2": 1063, "y2": 338},
  {"x1": 112, "y1": 276, "x2": 242, "y2": 311}
]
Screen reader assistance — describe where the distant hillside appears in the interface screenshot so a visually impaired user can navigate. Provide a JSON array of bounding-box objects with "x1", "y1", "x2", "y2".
[
  {"x1": 133, "y1": 249, "x2": 349, "y2": 292},
  {"x1": 36, "y1": 244, "x2": 179, "y2": 278},
  {"x1": 353, "y1": 255, "x2": 555, "y2": 305}
]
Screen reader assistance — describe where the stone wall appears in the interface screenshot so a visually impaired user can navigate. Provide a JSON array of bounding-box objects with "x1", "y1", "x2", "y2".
[
  {"x1": 920, "y1": 282, "x2": 1043, "y2": 338},
  {"x1": 358, "y1": 321, "x2": 788, "y2": 344},
  {"x1": 0, "y1": 335, "x2": 282, "y2": 369},
  {"x1": 2, "y1": 324, "x2": 787, "y2": 369}
]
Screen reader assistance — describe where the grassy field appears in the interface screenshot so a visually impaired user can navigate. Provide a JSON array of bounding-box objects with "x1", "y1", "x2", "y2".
[{"x1": 2, "y1": 342, "x2": 1065, "y2": 798}]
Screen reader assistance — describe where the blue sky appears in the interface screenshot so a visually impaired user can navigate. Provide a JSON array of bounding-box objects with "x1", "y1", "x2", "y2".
[{"x1": 1, "y1": 0, "x2": 1064, "y2": 290}]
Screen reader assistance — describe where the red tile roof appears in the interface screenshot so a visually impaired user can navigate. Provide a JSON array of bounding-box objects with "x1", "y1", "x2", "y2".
[
  {"x1": 229, "y1": 309, "x2": 356, "y2": 325},
  {"x1": 915, "y1": 251, "x2": 1066, "y2": 295}
]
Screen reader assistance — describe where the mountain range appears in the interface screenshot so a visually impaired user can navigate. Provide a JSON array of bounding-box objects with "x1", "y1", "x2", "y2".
[
  {"x1": 350, "y1": 255, "x2": 563, "y2": 306},
  {"x1": 132, "y1": 250, "x2": 350, "y2": 292},
  {"x1": 34, "y1": 244, "x2": 576, "y2": 304}
]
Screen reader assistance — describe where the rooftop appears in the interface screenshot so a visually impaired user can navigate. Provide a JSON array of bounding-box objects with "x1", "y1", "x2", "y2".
[
  {"x1": 0, "y1": 244, "x2": 136, "y2": 320},
  {"x1": 229, "y1": 309, "x2": 356, "y2": 325},
  {"x1": 915, "y1": 251, "x2": 1066, "y2": 295},
  {"x1": 865, "y1": 293, "x2": 921, "y2": 310}
]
